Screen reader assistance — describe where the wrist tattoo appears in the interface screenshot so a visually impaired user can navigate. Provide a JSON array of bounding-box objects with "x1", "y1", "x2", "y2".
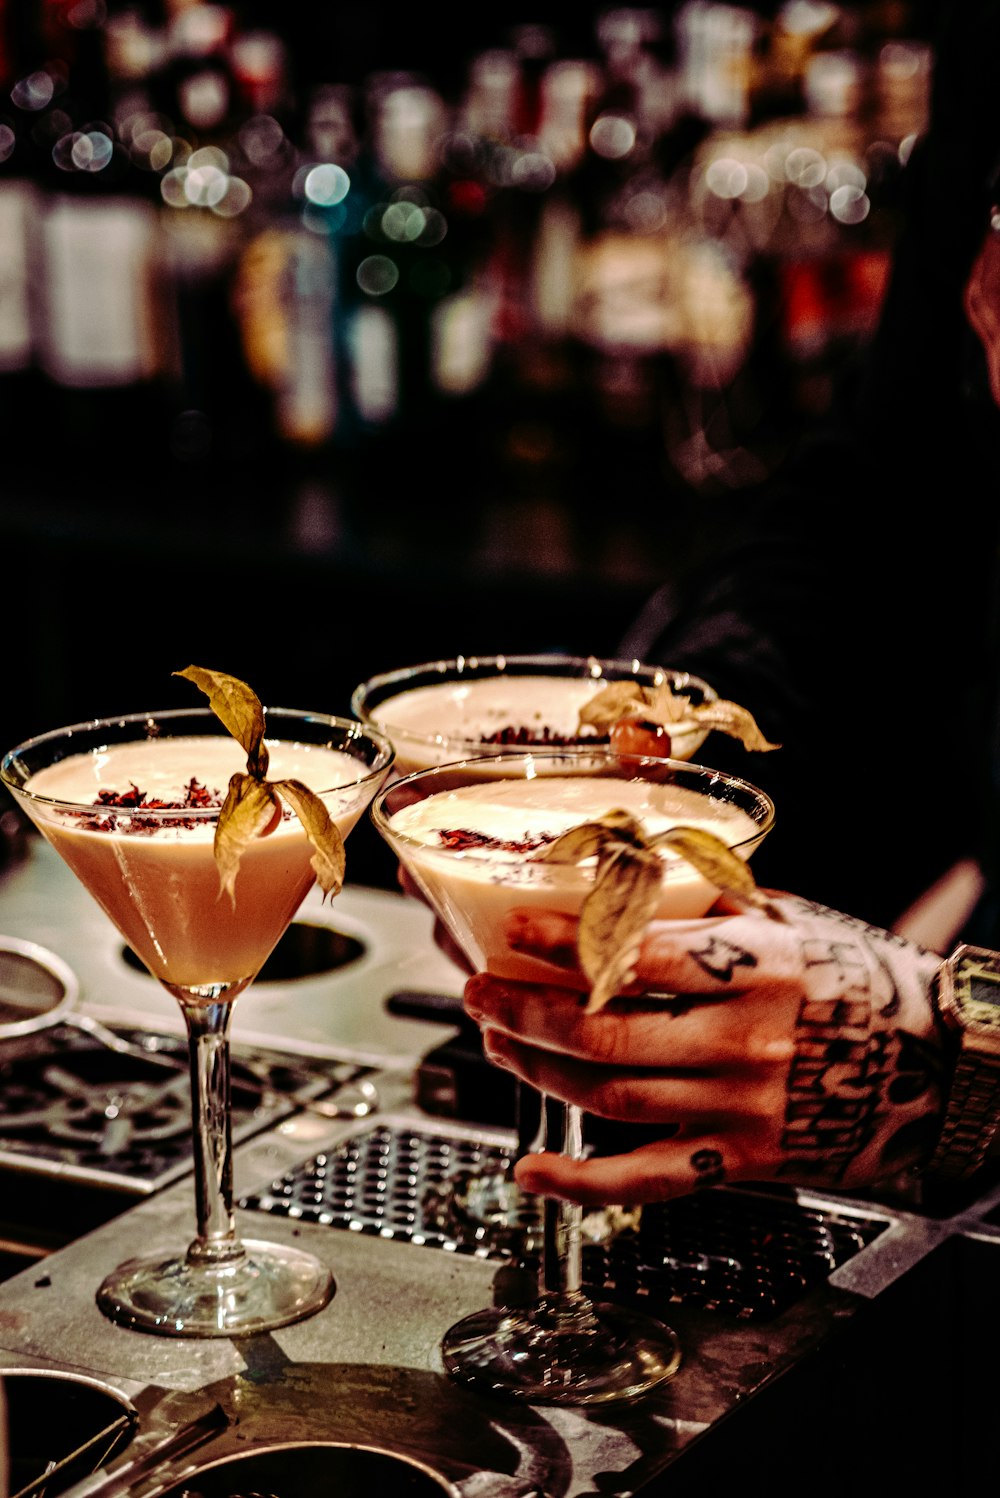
[
  {"x1": 778, "y1": 934, "x2": 927, "y2": 1184},
  {"x1": 780, "y1": 894, "x2": 938, "y2": 957}
]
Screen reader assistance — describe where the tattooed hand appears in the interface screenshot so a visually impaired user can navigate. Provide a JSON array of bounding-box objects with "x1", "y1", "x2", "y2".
[{"x1": 462, "y1": 892, "x2": 947, "y2": 1206}]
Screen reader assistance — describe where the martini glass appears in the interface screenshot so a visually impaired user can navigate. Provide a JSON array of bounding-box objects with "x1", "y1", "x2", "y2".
[
  {"x1": 352, "y1": 653, "x2": 717, "y2": 775},
  {"x1": 373, "y1": 750, "x2": 774, "y2": 1404},
  {"x1": 354, "y1": 654, "x2": 717, "y2": 1248},
  {"x1": 0, "y1": 706, "x2": 393, "y2": 1338}
]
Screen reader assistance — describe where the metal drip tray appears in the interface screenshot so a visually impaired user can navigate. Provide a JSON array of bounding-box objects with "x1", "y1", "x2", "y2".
[
  {"x1": 241, "y1": 1121, "x2": 889, "y2": 1322},
  {"x1": 0, "y1": 1025, "x2": 368, "y2": 1193}
]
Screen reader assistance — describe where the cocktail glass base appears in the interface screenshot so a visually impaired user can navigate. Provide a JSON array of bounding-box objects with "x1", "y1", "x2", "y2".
[
  {"x1": 95, "y1": 1239, "x2": 334, "y2": 1338},
  {"x1": 441, "y1": 1291, "x2": 681, "y2": 1406}
]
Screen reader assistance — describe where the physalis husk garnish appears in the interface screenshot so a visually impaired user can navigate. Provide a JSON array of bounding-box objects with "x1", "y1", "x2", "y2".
[
  {"x1": 534, "y1": 809, "x2": 776, "y2": 1012},
  {"x1": 175, "y1": 665, "x2": 346, "y2": 905},
  {"x1": 577, "y1": 680, "x2": 780, "y2": 753}
]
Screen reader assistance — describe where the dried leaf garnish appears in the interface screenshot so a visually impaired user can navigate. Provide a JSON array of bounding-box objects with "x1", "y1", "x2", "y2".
[
  {"x1": 176, "y1": 665, "x2": 270, "y2": 778},
  {"x1": 648, "y1": 825, "x2": 759, "y2": 898},
  {"x1": 215, "y1": 773, "x2": 283, "y2": 905},
  {"x1": 580, "y1": 841, "x2": 664, "y2": 1011},
  {"x1": 578, "y1": 682, "x2": 690, "y2": 730},
  {"x1": 578, "y1": 681, "x2": 780, "y2": 753},
  {"x1": 175, "y1": 665, "x2": 346, "y2": 904},
  {"x1": 536, "y1": 810, "x2": 774, "y2": 1012},
  {"x1": 273, "y1": 777, "x2": 346, "y2": 897}
]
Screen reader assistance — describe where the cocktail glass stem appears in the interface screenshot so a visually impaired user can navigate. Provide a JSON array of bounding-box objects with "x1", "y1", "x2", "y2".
[
  {"x1": 180, "y1": 996, "x2": 244, "y2": 1269},
  {"x1": 541, "y1": 1096, "x2": 583, "y2": 1298},
  {"x1": 441, "y1": 1085, "x2": 681, "y2": 1402}
]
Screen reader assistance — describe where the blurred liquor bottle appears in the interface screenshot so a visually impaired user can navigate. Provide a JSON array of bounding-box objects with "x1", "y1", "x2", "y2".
[
  {"x1": 230, "y1": 82, "x2": 346, "y2": 456},
  {"x1": 767, "y1": 21, "x2": 929, "y2": 417},
  {"x1": 464, "y1": 27, "x2": 562, "y2": 356},
  {"x1": 141, "y1": 1, "x2": 285, "y2": 486},
  {"x1": 660, "y1": 0, "x2": 932, "y2": 483},
  {"x1": 308, "y1": 68, "x2": 494, "y2": 464},
  {"x1": 0, "y1": 0, "x2": 42, "y2": 452},
  {"x1": 9, "y1": 0, "x2": 179, "y2": 488},
  {"x1": 565, "y1": 8, "x2": 694, "y2": 446},
  {"x1": 156, "y1": 2, "x2": 237, "y2": 146}
]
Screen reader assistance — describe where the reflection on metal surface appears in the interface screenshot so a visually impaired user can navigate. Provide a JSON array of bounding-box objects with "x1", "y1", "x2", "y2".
[
  {"x1": 1, "y1": 1370, "x2": 137, "y2": 1498},
  {"x1": 152, "y1": 1441, "x2": 459, "y2": 1498},
  {"x1": 0, "y1": 1025, "x2": 372, "y2": 1193},
  {"x1": 0, "y1": 937, "x2": 182, "y2": 1070}
]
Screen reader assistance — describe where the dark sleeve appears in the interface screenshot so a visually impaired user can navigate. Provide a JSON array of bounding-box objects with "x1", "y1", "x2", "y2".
[{"x1": 618, "y1": 2, "x2": 1000, "y2": 925}]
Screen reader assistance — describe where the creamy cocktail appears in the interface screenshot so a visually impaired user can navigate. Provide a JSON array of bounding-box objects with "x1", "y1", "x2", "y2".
[
  {"x1": 25, "y1": 735, "x2": 374, "y2": 994},
  {"x1": 352, "y1": 655, "x2": 719, "y2": 774},
  {"x1": 373, "y1": 751, "x2": 774, "y2": 1405},
  {"x1": 384, "y1": 771, "x2": 765, "y2": 987},
  {"x1": 2, "y1": 684, "x2": 394, "y2": 1339}
]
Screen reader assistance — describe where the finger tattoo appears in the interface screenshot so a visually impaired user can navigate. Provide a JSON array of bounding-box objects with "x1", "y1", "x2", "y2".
[
  {"x1": 689, "y1": 935, "x2": 758, "y2": 984},
  {"x1": 691, "y1": 1147, "x2": 726, "y2": 1188}
]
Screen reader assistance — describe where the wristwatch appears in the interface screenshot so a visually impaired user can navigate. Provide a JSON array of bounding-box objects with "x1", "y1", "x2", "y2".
[{"x1": 925, "y1": 944, "x2": 1000, "y2": 1181}]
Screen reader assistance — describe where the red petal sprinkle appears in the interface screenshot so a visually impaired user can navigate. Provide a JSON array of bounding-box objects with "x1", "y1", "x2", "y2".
[{"x1": 436, "y1": 827, "x2": 555, "y2": 853}]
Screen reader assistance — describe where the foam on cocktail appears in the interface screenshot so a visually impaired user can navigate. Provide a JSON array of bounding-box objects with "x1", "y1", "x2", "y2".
[
  {"x1": 388, "y1": 775, "x2": 761, "y2": 986},
  {"x1": 378, "y1": 676, "x2": 606, "y2": 763},
  {"x1": 25, "y1": 736, "x2": 370, "y2": 992},
  {"x1": 370, "y1": 674, "x2": 712, "y2": 773}
]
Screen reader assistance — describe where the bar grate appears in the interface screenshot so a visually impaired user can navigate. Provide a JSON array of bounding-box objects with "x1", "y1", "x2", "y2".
[{"x1": 240, "y1": 1123, "x2": 888, "y2": 1321}]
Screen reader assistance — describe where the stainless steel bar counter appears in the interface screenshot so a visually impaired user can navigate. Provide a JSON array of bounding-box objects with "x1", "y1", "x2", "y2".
[{"x1": 0, "y1": 835, "x2": 997, "y2": 1498}]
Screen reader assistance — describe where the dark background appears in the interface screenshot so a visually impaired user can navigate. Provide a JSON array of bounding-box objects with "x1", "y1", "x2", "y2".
[{"x1": 0, "y1": 0, "x2": 948, "y2": 896}]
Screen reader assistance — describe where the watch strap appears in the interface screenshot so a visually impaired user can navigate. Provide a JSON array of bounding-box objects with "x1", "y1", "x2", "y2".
[{"x1": 925, "y1": 1041, "x2": 1000, "y2": 1181}]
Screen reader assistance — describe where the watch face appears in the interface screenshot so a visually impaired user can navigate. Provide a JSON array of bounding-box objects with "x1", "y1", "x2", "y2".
[
  {"x1": 969, "y1": 973, "x2": 1000, "y2": 1008},
  {"x1": 956, "y1": 948, "x2": 1000, "y2": 1034}
]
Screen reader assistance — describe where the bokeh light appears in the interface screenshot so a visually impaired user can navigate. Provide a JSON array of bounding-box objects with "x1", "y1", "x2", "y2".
[
  {"x1": 357, "y1": 254, "x2": 399, "y2": 295},
  {"x1": 590, "y1": 114, "x2": 637, "y2": 160},
  {"x1": 302, "y1": 162, "x2": 351, "y2": 207}
]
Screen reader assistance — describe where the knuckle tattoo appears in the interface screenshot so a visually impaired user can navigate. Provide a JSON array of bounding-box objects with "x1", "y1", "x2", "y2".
[{"x1": 690, "y1": 935, "x2": 758, "y2": 983}]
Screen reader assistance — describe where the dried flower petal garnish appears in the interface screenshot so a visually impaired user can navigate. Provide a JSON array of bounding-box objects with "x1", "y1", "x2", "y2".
[
  {"x1": 649, "y1": 825, "x2": 759, "y2": 898},
  {"x1": 175, "y1": 665, "x2": 346, "y2": 904},
  {"x1": 578, "y1": 681, "x2": 780, "y2": 753},
  {"x1": 79, "y1": 778, "x2": 222, "y2": 833},
  {"x1": 535, "y1": 810, "x2": 775, "y2": 1012}
]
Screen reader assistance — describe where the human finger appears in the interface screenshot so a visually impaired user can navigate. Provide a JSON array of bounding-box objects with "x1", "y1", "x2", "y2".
[
  {"x1": 481, "y1": 1028, "x2": 786, "y2": 1123},
  {"x1": 513, "y1": 1135, "x2": 749, "y2": 1206},
  {"x1": 466, "y1": 972, "x2": 795, "y2": 1068},
  {"x1": 504, "y1": 904, "x2": 801, "y2": 999},
  {"x1": 505, "y1": 908, "x2": 586, "y2": 979}
]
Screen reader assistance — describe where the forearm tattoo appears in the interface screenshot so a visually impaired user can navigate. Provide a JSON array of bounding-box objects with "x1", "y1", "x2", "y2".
[
  {"x1": 775, "y1": 904, "x2": 943, "y2": 1183},
  {"x1": 689, "y1": 894, "x2": 943, "y2": 1185},
  {"x1": 778, "y1": 937, "x2": 889, "y2": 1182}
]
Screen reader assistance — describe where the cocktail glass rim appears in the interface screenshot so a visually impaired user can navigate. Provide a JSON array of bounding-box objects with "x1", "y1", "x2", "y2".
[
  {"x1": 2, "y1": 705, "x2": 396, "y2": 810},
  {"x1": 372, "y1": 748, "x2": 776, "y2": 864},
  {"x1": 352, "y1": 653, "x2": 718, "y2": 760}
]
